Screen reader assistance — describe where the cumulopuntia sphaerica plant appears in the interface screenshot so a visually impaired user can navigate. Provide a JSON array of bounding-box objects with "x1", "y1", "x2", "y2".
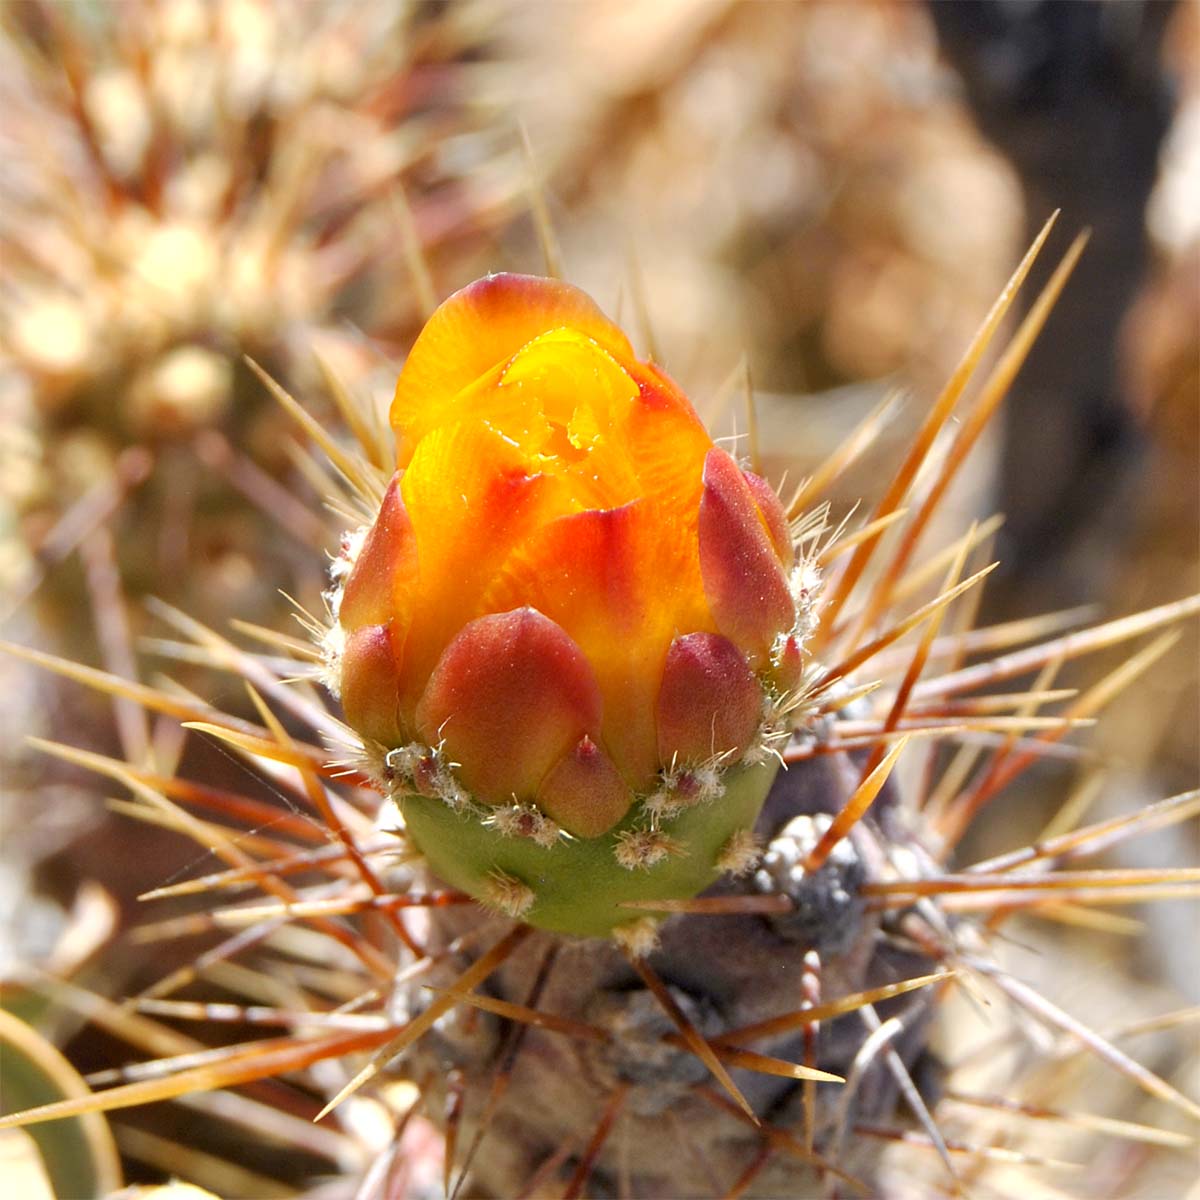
[{"x1": 3, "y1": 217, "x2": 1199, "y2": 1199}]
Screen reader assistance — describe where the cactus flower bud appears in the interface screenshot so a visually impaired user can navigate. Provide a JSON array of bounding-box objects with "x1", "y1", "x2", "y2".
[{"x1": 329, "y1": 274, "x2": 810, "y2": 938}]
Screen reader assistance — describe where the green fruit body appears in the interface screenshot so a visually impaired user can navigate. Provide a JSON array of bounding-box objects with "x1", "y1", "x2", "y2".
[{"x1": 400, "y1": 760, "x2": 779, "y2": 937}]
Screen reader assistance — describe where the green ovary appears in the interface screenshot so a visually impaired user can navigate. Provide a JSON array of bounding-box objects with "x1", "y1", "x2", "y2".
[{"x1": 400, "y1": 760, "x2": 780, "y2": 937}]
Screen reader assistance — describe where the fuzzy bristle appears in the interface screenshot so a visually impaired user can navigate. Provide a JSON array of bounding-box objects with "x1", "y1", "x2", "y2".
[
  {"x1": 715, "y1": 828, "x2": 763, "y2": 875},
  {"x1": 613, "y1": 829, "x2": 687, "y2": 871},
  {"x1": 481, "y1": 871, "x2": 536, "y2": 920},
  {"x1": 611, "y1": 917, "x2": 662, "y2": 959},
  {"x1": 484, "y1": 804, "x2": 561, "y2": 847}
]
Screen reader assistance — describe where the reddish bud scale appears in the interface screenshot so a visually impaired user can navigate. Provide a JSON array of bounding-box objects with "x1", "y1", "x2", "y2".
[
  {"x1": 657, "y1": 632, "x2": 762, "y2": 766},
  {"x1": 698, "y1": 449, "x2": 796, "y2": 664},
  {"x1": 537, "y1": 735, "x2": 631, "y2": 838},
  {"x1": 415, "y1": 607, "x2": 603, "y2": 807},
  {"x1": 769, "y1": 633, "x2": 806, "y2": 696},
  {"x1": 340, "y1": 624, "x2": 403, "y2": 748},
  {"x1": 337, "y1": 476, "x2": 417, "y2": 631},
  {"x1": 330, "y1": 274, "x2": 809, "y2": 937},
  {"x1": 743, "y1": 468, "x2": 795, "y2": 567}
]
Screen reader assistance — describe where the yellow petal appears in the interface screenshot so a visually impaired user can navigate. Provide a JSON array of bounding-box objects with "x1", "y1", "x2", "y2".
[{"x1": 391, "y1": 274, "x2": 634, "y2": 462}]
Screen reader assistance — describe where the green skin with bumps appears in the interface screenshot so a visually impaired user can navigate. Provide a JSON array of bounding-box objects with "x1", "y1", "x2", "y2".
[{"x1": 400, "y1": 760, "x2": 781, "y2": 938}]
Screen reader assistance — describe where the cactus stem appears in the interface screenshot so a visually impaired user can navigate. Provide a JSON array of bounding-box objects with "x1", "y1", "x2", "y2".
[
  {"x1": 617, "y1": 894, "x2": 794, "y2": 916},
  {"x1": 712, "y1": 970, "x2": 955, "y2": 1047},
  {"x1": 424, "y1": 985, "x2": 608, "y2": 1043},
  {"x1": 803, "y1": 736, "x2": 910, "y2": 873},
  {"x1": 562, "y1": 1082, "x2": 630, "y2": 1200},
  {"x1": 695, "y1": 1084, "x2": 870, "y2": 1189},
  {"x1": 627, "y1": 955, "x2": 757, "y2": 1123},
  {"x1": 317, "y1": 924, "x2": 532, "y2": 1121}
]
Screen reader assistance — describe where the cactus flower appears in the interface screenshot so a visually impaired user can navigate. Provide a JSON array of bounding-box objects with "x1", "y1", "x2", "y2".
[{"x1": 329, "y1": 274, "x2": 809, "y2": 938}]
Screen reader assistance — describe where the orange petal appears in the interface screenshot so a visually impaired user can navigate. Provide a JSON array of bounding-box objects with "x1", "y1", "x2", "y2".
[
  {"x1": 742, "y1": 469, "x2": 794, "y2": 567},
  {"x1": 415, "y1": 608, "x2": 603, "y2": 805},
  {"x1": 339, "y1": 474, "x2": 418, "y2": 632},
  {"x1": 632, "y1": 360, "x2": 699, "y2": 416},
  {"x1": 657, "y1": 633, "x2": 762, "y2": 766},
  {"x1": 698, "y1": 449, "x2": 795, "y2": 663},
  {"x1": 536, "y1": 735, "x2": 632, "y2": 837},
  {"x1": 621, "y1": 362, "x2": 714, "y2": 507},
  {"x1": 398, "y1": 422, "x2": 575, "y2": 705},
  {"x1": 391, "y1": 274, "x2": 634, "y2": 461},
  {"x1": 340, "y1": 623, "x2": 405, "y2": 747},
  {"x1": 484, "y1": 500, "x2": 712, "y2": 790}
]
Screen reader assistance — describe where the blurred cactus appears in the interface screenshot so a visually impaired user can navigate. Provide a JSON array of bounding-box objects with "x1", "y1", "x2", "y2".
[
  {"x1": 0, "y1": 0, "x2": 513, "y2": 629},
  {"x1": 0, "y1": 0, "x2": 517, "y2": 1020},
  {"x1": 501, "y1": 0, "x2": 1023, "y2": 403}
]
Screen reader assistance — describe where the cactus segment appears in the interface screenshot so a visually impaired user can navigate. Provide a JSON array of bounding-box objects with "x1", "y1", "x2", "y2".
[{"x1": 398, "y1": 759, "x2": 779, "y2": 937}]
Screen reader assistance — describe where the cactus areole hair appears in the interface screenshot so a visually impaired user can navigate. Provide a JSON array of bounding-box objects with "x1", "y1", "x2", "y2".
[{"x1": 327, "y1": 274, "x2": 816, "y2": 938}]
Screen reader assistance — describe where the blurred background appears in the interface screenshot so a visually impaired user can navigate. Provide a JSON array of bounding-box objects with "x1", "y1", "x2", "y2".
[{"x1": 1, "y1": 0, "x2": 1196, "y2": 1194}]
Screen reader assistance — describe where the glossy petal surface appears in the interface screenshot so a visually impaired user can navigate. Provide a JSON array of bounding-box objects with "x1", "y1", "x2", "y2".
[
  {"x1": 339, "y1": 474, "x2": 418, "y2": 631},
  {"x1": 485, "y1": 501, "x2": 711, "y2": 790},
  {"x1": 398, "y1": 423, "x2": 570, "y2": 708},
  {"x1": 340, "y1": 623, "x2": 404, "y2": 747}
]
